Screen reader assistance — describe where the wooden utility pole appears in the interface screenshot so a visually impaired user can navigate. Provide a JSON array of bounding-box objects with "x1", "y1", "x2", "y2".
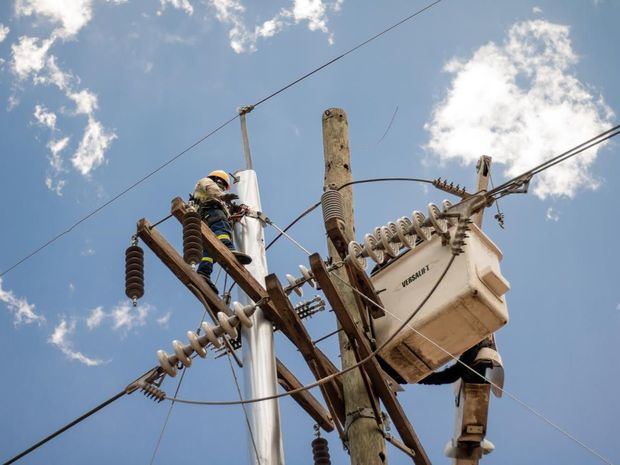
[{"x1": 322, "y1": 108, "x2": 388, "y2": 465}]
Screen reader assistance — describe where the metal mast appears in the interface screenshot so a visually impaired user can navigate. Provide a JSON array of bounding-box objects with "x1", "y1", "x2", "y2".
[{"x1": 234, "y1": 109, "x2": 285, "y2": 465}]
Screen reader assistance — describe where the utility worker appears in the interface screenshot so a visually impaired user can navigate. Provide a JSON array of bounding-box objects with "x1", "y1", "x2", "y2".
[
  {"x1": 191, "y1": 170, "x2": 252, "y2": 294},
  {"x1": 418, "y1": 339, "x2": 493, "y2": 385}
]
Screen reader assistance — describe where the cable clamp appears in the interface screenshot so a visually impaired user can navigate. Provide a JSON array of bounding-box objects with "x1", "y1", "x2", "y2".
[
  {"x1": 242, "y1": 208, "x2": 271, "y2": 226},
  {"x1": 124, "y1": 366, "x2": 166, "y2": 396},
  {"x1": 238, "y1": 105, "x2": 255, "y2": 116},
  {"x1": 343, "y1": 407, "x2": 377, "y2": 439}
]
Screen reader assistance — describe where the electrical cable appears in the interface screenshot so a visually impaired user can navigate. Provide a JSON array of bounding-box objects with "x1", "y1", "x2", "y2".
[
  {"x1": 225, "y1": 177, "x2": 434, "y2": 297},
  {"x1": 2, "y1": 391, "x2": 126, "y2": 465},
  {"x1": 274, "y1": 220, "x2": 615, "y2": 465},
  {"x1": 214, "y1": 224, "x2": 613, "y2": 465},
  {"x1": 164, "y1": 253, "x2": 456, "y2": 407},
  {"x1": 148, "y1": 368, "x2": 188, "y2": 465},
  {"x1": 148, "y1": 289, "x2": 213, "y2": 465},
  {"x1": 225, "y1": 353, "x2": 262, "y2": 465},
  {"x1": 334, "y1": 273, "x2": 615, "y2": 465},
  {"x1": 377, "y1": 106, "x2": 400, "y2": 145},
  {"x1": 0, "y1": 1, "x2": 442, "y2": 280},
  {"x1": 265, "y1": 177, "x2": 435, "y2": 251},
  {"x1": 488, "y1": 124, "x2": 620, "y2": 199},
  {"x1": 312, "y1": 327, "x2": 344, "y2": 345}
]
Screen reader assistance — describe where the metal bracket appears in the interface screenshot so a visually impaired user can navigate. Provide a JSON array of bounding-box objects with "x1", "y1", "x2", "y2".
[
  {"x1": 124, "y1": 366, "x2": 167, "y2": 402},
  {"x1": 343, "y1": 407, "x2": 377, "y2": 439}
]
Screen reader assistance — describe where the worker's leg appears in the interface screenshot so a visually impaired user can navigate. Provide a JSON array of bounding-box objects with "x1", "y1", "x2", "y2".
[{"x1": 204, "y1": 206, "x2": 252, "y2": 265}]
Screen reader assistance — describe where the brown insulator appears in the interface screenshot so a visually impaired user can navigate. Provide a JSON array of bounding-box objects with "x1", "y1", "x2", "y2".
[
  {"x1": 183, "y1": 211, "x2": 203, "y2": 265},
  {"x1": 311, "y1": 437, "x2": 331, "y2": 465},
  {"x1": 125, "y1": 245, "x2": 144, "y2": 301}
]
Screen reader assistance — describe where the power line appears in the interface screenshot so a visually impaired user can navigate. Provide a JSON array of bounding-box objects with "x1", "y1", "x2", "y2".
[
  {"x1": 2, "y1": 391, "x2": 126, "y2": 465},
  {"x1": 173, "y1": 212, "x2": 616, "y2": 465},
  {"x1": 337, "y1": 275, "x2": 615, "y2": 465},
  {"x1": 226, "y1": 353, "x2": 262, "y2": 465},
  {"x1": 0, "y1": 0, "x2": 442, "y2": 280},
  {"x1": 165, "y1": 254, "x2": 457, "y2": 407},
  {"x1": 488, "y1": 124, "x2": 620, "y2": 199},
  {"x1": 265, "y1": 177, "x2": 435, "y2": 251}
]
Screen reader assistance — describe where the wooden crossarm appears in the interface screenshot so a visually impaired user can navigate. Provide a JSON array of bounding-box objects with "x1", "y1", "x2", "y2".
[
  {"x1": 310, "y1": 253, "x2": 431, "y2": 465},
  {"x1": 266, "y1": 274, "x2": 346, "y2": 426}
]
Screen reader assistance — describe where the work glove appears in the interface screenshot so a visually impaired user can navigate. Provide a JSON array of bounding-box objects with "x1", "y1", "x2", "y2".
[{"x1": 221, "y1": 193, "x2": 239, "y2": 202}]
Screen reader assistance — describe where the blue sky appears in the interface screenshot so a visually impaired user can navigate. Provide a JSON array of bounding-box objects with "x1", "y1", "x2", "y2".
[{"x1": 1, "y1": 1, "x2": 619, "y2": 464}]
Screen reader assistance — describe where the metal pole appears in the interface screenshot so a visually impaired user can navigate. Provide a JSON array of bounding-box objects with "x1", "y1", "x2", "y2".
[
  {"x1": 234, "y1": 169, "x2": 285, "y2": 465},
  {"x1": 239, "y1": 108, "x2": 254, "y2": 170}
]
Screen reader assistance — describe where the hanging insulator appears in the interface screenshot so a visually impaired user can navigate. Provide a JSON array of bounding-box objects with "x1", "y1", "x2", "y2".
[
  {"x1": 182, "y1": 210, "x2": 203, "y2": 266},
  {"x1": 311, "y1": 437, "x2": 331, "y2": 465},
  {"x1": 125, "y1": 244, "x2": 144, "y2": 305}
]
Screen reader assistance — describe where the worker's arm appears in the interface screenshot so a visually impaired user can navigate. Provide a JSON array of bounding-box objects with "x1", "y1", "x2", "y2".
[{"x1": 418, "y1": 363, "x2": 464, "y2": 385}]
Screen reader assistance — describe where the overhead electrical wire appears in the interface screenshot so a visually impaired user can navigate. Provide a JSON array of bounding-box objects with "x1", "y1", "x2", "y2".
[
  {"x1": 488, "y1": 124, "x2": 620, "y2": 199},
  {"x1": 334, "y1": 274, "x2": 615, "y2": 465},
  {"x1": 2, "y1": 391, "x2": 127, "y2": 465},
  {"x1": 181, "y1": 225, "x2": 614, "y2": 465},
  {"x1": 0, "y1": 0, "x2": 442, "y2": 280},
  {"x1": 265, "y1": 177, "x2": 435, "y2": 251},
  {"x1": 5, "y1": 127, "x2": 618, "y2": 462},
  {"x1": 0, "y1": 125, "x2": 620, "y2": 465},
  {"x1": 165, "y1": 254, "x2": 457, "y2": 407}
]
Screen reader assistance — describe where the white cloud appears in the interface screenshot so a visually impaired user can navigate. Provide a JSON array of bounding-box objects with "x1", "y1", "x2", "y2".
[
  {"x1": 425, "y1": 20, "x2": 614, "y2": 199},
  {"x1": 159, "y1": 0, "x2": 194, "y2": 15},
  {"x1": 32, "y1": 104, "x2": 69, "y2": 195},
  {"x1": 211, "y1": 0, "x2": 252, "y2": 53},
  {"x1": 11, "y1": 36, "x2": 55, "y2": 80},
  {"x1": 34, "y1": 56, "x2": 75, "y2": 90},
  {"x1": 86, "y1": 306, "x2": 105, "y2": 329},
  {"x1": 44, "y1": 137, "x2": 69, "y2": 195},
  {"x1": 532, "y1": 6, "x2": 542, "y2": 14},
  {"x1": 144, "y1": 61, "x2": 154, "y2": 73},
  {"x1": 110, "y1": 302, "x2": 151, "y2": 332},
  {"x1": 71, "y1": 117, "x2": 116, "y2": 175},
  {"x1": 10, "y1": 6, "x2": 119, "y2": 185},
  {"x1": 45, "y1": 176, "x2": 66, "y2": 195},
  {"x1": 545, "y1": 207, "x2": 560, "y2": 222},
  {"x1": 210, "y1": 0, "x2": 342, "y2": 54},
  {"x1": 48, "y1": 136, "x2": 69, "y2": 171},
  {"x1": 156, "y1": 312, "x2": 172, "y2": 328},
  {"x1": 34, "y1": 104, "x2": 57, "y2": 129},
  {"x1": 69, "y1": 89, "x2": 98, "y2": 115},
  {"x1": 0, "y1": 278, "x2": 46, "y2": 325},
  {"x1": 0, "y1": 23, "x2": 9, "y2": 43},
  {"x1": 15, "y1": 0, "x2": 93, "y2": 39},
  {"x1": 48, "y1": 319, "x2": 103, "y2": 366}
]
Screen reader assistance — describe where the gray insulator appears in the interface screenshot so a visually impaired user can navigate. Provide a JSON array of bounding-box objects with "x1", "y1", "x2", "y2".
[{"x1": 321, "y1": 188, "x2": 344, "y2": 224}]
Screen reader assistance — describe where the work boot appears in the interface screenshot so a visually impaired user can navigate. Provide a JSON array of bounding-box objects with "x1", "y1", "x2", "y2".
[
  {"x1": 233, "y1": 251, "x2": 252, "y2": 265},
  {"x1": 198, "y1": 272, "x2": 219, "y2": 295}
]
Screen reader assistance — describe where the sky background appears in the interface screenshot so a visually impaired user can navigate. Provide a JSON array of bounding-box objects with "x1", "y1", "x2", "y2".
[{"x1": 1, "y1": 1, "x2": 619, "y2": 464}]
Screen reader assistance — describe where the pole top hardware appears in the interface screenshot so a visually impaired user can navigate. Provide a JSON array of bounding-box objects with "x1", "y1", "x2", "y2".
[{"x1": 239, "y1": 105, "x2": 255, "y2": 116}]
